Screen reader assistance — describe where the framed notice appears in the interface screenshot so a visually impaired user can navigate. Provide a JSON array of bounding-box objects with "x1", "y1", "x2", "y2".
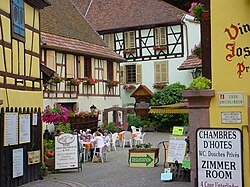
[
  {"x1": 4, "y1": 112, "x2": 19, "y2": 146},
  {"x1": 13, "y1": 148, "x2": 23, "y2": 178},
  {"x1": 28, "y1": 150, "x2": 41, "y2": 165},
  {"x1": 32, "y1": 113, "x2": 38, "y2": 126},
  {"x1": 196, "y1": 128, "x2": 243, "y2": 187},
  {"x1": 166, "y1": 135, "x2": 187, "y2": 163},
  {"x1": 19, "y1": 114, "x2": 31, "y2": 144},
  {"x1": 55, "y1": 134, "x2": 79, "y2": 170}
]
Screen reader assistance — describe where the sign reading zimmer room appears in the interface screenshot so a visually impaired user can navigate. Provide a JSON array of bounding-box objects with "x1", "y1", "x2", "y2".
[
  {"x1": 218, "y1": 92, "x2": 244, "y2": 106},
  {"x1": 196, "y1": 128, "x2": 243, "y2": 187}
]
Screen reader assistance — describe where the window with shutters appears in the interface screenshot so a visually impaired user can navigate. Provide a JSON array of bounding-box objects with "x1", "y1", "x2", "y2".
[
  {"x1": 12, "y1": 0, "x2": 25, "y2": 39},
  {"x1": 124, "y1": 31, "x2": 136, "y2": 49},
  {"x1": 154, "y1": 62, "x2": 168, "y2": 83},
  {"x1": 126, "y1": 65, "x2": 136, "y2": 84},
  {"x1": 103, "y1": 34, "x2": 115, "y2": 50},
  {"x1": 155, "y1": 27, "x2": 166, "y2": 46},
  {"x1": 84, "y1": 56, "x2": 92, "y2": 77}
]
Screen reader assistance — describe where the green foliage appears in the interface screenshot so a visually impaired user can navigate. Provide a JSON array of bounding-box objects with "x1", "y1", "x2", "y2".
[
  {"x1": 55, "y1": 122, "x2": 72, "y2": 134},
  {"x1": 151, "y1": 82, "x2": 186, "y2": 106},
  {"x1": 43, "y1": 139, "x2": 54, "y2": 152},
  {"x1": 40, "y1": 162, "x2": 47, "y2": 170},
  {"x1": 192, "y1": 45, "x2": 201, "y2": 57},
  {"x1": 150, "y1": 82, "x2": 188, "y2": 131},
  {"x1": 127, "y1": 112, "x2": 152, "y2": 128},
  {"x1": 188, "y1": 77, "x2": 211, "y2": 90},
  {"x1": 103, "y1": 122, "x2": 120, "y2": 133},
  {"x1": 192, "y1": 4, "x2": 205, "y2": 21}
]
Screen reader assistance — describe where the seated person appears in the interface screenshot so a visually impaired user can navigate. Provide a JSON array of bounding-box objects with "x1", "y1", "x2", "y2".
[
  {"x1": 103, "y1": 130, "x2": 110, "y2": 147},
  {"x1": 89, "y1": 131, "x2": 105, "y2": 160},
  {"x1": 82, "y1": 129, "x2": 92, "y2": 142}
]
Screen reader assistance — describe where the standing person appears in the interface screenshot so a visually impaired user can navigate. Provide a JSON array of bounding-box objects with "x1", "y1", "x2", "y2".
[{"x1": 89, "y1": 131, "x2": 104, "y2": 161}]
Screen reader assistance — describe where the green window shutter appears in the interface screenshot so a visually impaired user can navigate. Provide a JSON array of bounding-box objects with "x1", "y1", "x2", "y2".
[{"x1": 136, "y1": 64, "x2": 142, "y2": 84}]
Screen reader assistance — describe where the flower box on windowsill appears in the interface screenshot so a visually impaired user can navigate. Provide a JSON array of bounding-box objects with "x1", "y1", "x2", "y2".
[
  {"x1": 153, "y1": 45, "x2": 167, "y2": 51},
  {"x1": 123, "y1": 49, "x2": 135, "y2": 55}
]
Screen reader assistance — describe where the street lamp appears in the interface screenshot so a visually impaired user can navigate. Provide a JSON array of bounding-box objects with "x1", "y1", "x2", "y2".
[
  {"x1": 90, "y1": 105, "x2": 97, "y2": 113},
  {"x1": 191, "y1": 68, "x2": 202, "y2": 79}
]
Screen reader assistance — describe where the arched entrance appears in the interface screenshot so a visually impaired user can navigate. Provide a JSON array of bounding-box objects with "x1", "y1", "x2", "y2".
[{"x1": 102, "y1": 107, "x2": 133, "y2": 130}]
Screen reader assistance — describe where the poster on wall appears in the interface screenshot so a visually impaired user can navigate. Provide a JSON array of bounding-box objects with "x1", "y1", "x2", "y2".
[
  {"x1": 19, "y1": 114, "x2": 31, "y2": 144},
  {"x1": 4, "y1": 112, "x2": 19, "y2": 146},
  {"x1": 13, "y1": 148, "x2": 24, "y2": 178},
  {"x1": 55, "y1": 134, "x2": 79, "y2": 170},
  {"x1": 196, "y1": 128, "x2": 243, "y2": 187}
]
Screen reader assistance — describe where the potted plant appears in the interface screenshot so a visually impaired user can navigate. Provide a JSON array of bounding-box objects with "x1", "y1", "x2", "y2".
[
  {"x1": 106, "y1": 80, "x2": 119, "y2": 88},
  {"x1": 187, "y1": 76, "x2": 211, "y2": 90},
  {"x1": 40, "y1": 162, "x2": 48, "y2": 177},
  {"x1": 83, "y1": 77, "x2": 96, "y2": 85},
  {"x1": 192, "y1": 44, "x2": 201, "y2": 58},
  {"x1": 67, "y1": 77, "x2": 81, "y2": 86},
  {"x1": 188, "y1": 2, "x2": 205, "y2": 21},
  {"x1": 43, "y1": 139, "x2": 55, "y2": 171},
  {"x1": 42, "y1": 104, "x2": 69, "y2": 125},
  {"x1": 50, "y1": 73, "x2": 63, "y2": 84}
]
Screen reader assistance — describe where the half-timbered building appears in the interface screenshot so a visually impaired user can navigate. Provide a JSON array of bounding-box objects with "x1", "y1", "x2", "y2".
[
  {"x1": 0, "y1": 0, "x2": 50, "y2": 186},
  {"x1": 40, "y1": 0, "x2": 125, "y2": 118},
  {"x1": 72, "y1": 0, "x2": 200, "y2": 105}
]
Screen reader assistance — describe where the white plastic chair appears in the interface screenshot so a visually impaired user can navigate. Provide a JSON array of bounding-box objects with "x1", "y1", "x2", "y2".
[
  {"x1": 134, "y1": 132, "x2": 146, "y2": 146},
  {"x1": 122, "y1": 131, "x2": 133, "y2": 148},
  {"x1": 110, "y1": 132, "x2": 118, "y2": 151},
  {"x1": 92, "y1": 145, "x2": 107, "y2": 163}
]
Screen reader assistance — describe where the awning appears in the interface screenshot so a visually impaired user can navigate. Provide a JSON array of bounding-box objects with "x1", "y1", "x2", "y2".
[{"x1": 149, "y1": 103, "x2": 189, "y2": 114}]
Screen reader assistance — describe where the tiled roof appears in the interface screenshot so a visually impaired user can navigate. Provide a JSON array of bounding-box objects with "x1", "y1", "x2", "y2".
[
  {"x1": 71, "y1": 0, "x2": 186, "y2": 32},
  {"x1": 41, "y1": 32, "x2": 125, "y2": 62},
  {"x1": 178, "y1": 55, "x2": 202, "y2": 70},
  {"x1": 40, "y1": 0, "x2": 107, "y2": 46}
]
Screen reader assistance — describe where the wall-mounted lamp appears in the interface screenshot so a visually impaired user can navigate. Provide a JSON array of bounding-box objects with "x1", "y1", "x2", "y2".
[
  {"x1": 191, "y1": 68, "x2": 202, "y2": 79},
  {"x1": 90, "y1": 105, "x2": 97, "y2": 113}
]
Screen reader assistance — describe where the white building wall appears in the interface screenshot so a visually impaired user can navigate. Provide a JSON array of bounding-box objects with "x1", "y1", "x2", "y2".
[{"x1": 121, "y1": 15, "x2": 201, "y2": 105}]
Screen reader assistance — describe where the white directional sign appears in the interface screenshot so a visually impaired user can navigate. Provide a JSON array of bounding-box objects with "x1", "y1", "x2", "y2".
[
  {"x1": 197, "y1": 128, "x2": 243, "y2": 187},
  {"x1": 218, "y1": 92, "x2": 244, "y2": 106}
]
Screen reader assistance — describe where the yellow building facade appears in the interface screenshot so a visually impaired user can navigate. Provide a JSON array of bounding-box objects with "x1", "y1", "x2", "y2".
[
  {"x1": 210, "y1": 0, "x2": 250, "y2": 185},
  {"x1": 0, "y1": 0, "x2": 49, "y2": 108}
]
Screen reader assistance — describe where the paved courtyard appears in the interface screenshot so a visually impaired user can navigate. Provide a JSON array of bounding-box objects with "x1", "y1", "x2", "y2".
[{"x1": 22, "y1": 132, "x2": 191, "y2": 187}]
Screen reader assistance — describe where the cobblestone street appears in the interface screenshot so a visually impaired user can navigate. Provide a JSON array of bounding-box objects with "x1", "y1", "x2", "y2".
[{"x1": 22, "y1": 132, "x2": 191, "y2": 187}]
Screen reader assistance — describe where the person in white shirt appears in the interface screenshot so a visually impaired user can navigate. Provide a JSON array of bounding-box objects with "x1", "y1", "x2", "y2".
[{"x1": 90, "y1": 131, "x2": 104, "y2": 160}]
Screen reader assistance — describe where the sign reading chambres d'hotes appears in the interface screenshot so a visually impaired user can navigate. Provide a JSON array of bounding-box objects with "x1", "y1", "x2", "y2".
[{"x1": 196, "y1": 128, "x2": 243, "y2": 187}]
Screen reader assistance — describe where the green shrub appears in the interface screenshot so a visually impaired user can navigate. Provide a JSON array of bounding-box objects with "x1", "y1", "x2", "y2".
[
  {"x1": 188, "y1": 77, "x2": 211, "y2": 90},
  {"x1": 103, "y1": 122, "x2": 120, "y2": 133}
]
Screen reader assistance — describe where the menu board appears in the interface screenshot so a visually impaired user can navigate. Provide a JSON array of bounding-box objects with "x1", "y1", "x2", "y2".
[
  {"x1": 13, "y1": 148, "x2": 23, "y2": 178},
  {"x1": 55, "y1": 134, "x2": 79, "y2": 170},
  {"x1": 167, "y1": 136, "x2": 187, "y2": 163},
  {"x1": 4, "y1": 113, "x2": 19, "y2": 146},
  {"x1": 19, "y1": 114, "x2": 31, "y2": 144}
]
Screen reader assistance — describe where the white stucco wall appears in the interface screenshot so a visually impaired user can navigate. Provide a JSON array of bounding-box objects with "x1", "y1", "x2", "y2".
[{"x1": 121, "y1": 14, "x2": 201, "y2": 105}]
